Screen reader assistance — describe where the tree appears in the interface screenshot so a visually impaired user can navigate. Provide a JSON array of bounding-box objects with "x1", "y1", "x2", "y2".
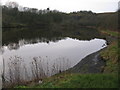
[{"x1": 5, "y1": 1, "x2": 19, "y2": 8}]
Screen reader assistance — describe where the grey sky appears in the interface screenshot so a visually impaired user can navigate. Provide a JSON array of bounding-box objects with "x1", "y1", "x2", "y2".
[{"x1": 1, "y1": 0, "x2": 119, "y2": 13}]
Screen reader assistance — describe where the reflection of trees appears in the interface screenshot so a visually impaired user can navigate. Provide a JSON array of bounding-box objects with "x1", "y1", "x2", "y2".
[
  {"x1": 6, "y1": 37, "x2": 65, "y2": 50},
  {"x1": 3, "y1": 27, "x2": 102, "y2": 46},
  {"x1": 2, "y1": 27, "x2": 64, "y2": 45},
  {"x1": 3, "y1": 27, "x2": 102, "y2": 50}
]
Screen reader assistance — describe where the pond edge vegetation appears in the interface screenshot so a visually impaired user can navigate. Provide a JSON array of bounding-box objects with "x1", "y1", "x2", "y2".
[
  {"x1": 14, "y1": 30, "x2": 119, "y2": 88},
  {"x1": 2, "y1": 1, "x2": 120, "y2": 88}
]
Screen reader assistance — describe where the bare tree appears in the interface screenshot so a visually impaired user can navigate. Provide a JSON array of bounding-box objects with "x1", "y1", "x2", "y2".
[{"x1": 5, "y1": 1, "x2": 19, "y2": 8}]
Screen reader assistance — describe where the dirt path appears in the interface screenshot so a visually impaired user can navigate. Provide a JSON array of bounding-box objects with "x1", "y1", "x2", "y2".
[{"x1": 68, "y1": 49, "x2": 106, "y2": 73}]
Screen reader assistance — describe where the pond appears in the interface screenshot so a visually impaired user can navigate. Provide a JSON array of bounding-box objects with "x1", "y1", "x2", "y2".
[
  {"x1": 1, "y1": 37, "x2": 107, "y2": 82},
  {"x1": 1, "y1": 28, "x2": 107, "y2": 85}
]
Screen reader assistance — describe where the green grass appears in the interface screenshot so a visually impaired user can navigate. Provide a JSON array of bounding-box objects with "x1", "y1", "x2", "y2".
[
  {"x1": 100, "y1": 30, "x2": 120, "y2": 37},
  {"x1": 100, "y1": 41, "x2": 119, "y2": 73},
  {"x1": 100, "y1": 30, "x2": 119, "y2": 74},
  {"x1": 15, "y1": 73, "x2": 118, "y2": 88}
]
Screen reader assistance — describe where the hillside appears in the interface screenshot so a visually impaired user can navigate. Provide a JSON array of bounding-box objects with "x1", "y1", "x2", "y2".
[{"x1": 2, "y1": 5, "x2": 118, "y2": 31}]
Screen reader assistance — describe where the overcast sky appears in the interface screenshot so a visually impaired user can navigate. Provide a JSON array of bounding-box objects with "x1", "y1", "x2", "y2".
[{"x1": 1, "y1": 0, "x2": 119, "y2": 13}]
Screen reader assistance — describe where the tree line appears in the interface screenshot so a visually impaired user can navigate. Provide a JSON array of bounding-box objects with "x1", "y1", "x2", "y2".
[{"x1": 2, "y1": 2, "x2": 118, "y2": 31}]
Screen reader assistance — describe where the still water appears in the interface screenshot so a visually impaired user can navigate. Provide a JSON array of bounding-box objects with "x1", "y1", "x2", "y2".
[{"x1": 1, "y1": 37, "x2": 107, "y2": 81}]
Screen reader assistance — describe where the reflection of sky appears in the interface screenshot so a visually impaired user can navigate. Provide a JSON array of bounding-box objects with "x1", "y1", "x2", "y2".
[
  {"x1": 3, "y1": 37, "x2": 107, "y2": 68},
  {"x1": 0, "y1": 55, "x2": 2, "y2": 69},
  {"x1": 0, "y1": 47, "x2": 3, "y2": 70},
  {"x1": 0, "y1": 54, "x2": 2, "y2": 89}
]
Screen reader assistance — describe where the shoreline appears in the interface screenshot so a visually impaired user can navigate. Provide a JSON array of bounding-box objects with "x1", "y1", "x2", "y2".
[
  {"x1": 68, "y1": 33, "x2": 118, "y2": 74},
  {"x1": 68, "y1": 48, "x2": 106, "y2": 73}
]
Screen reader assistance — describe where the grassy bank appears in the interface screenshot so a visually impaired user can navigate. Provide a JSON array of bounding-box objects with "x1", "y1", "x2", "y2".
[
  {"x1": 16, "y1": 73, "x2": 118, "y2": 88},
  {"x1": 14, "y1": 30, "x2": 119, "y2": 88},
  {"x1": 100, "y1": 30, "x2": 119, "y2": 74},
  {"x1": 100, "y1": 30, "x2": 120, "y2": 37},
  {"x1": 100, "y1": 41, "x2": 119, "y2": 73}
]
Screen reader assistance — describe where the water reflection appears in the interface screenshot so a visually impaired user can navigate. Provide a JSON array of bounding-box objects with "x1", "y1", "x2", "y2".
[
  {"x1": 0, "y1": 47, "x2": 3, "y2": 89},
  {"x1": 2, "y1": 38, "x2": 107, "y2": 82},
  {"x1": 2, "y1": 27, "x2": 106, "y2": 86},
  {"x1": 5, "y1": 37, "x2": 64, "y2": 50},
  {"x1": 3, "y1": 38, "x2": 107, "y2": 61},
  {"x1": 3, "y1": 27, "x2": 102, "y2": 45}
]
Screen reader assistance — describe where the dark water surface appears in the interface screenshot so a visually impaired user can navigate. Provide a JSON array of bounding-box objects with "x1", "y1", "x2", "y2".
[{"x1": 1, "y1": 28, "x2": 107, "y2": 82}]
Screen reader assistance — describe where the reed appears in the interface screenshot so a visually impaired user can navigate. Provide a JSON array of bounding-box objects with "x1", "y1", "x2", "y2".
[{"x1": 2, "y1": 56, "x2": 71, "y2": 88}]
